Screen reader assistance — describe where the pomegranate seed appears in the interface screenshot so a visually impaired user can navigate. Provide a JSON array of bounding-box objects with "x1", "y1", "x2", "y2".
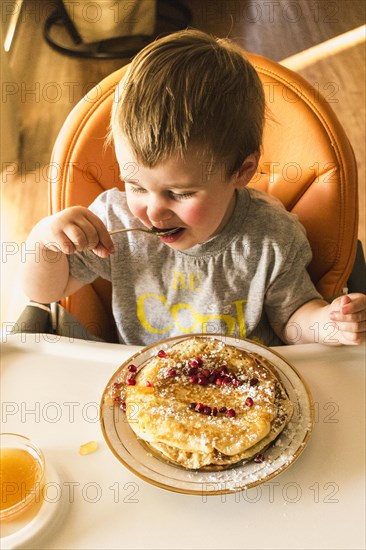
[
  {"x1": 128, "y1": 364, "x2": 137, "y2": 372},
  {"x1": 219, "y1": 406, "x2": 227, "y2": 413},
  {"x1": 189, "y1": 375, "x2": 197, "y2": 384},
  {"x1": 120, "y1": 401, "x2": 127, "y2": 412},
  {"x1": 216, "y1": 378, "x2": 223, "y2": 386},
  {"x1": 189, "y1": 402, "x2": 197, "y2": 409},
  {"x1": 202, "y1": 369, "x2": 210, "y2": 378},
  {"x1": 113, "y1": 382, "x2": 123, "y2": 388},
  {"x1": 208, "y1": 374, "x2": 217, "y2": 384},
  {"x1": 197, "y1": 376, "x2": 208, "y2": 386},
  {"x1": 168, "y1": 368, "x2": 176, "y2": 377},
  {"x1": 127, "y1": 376, "x2": 136, "y2": 385},
  {"x1": 190, "y1": 357, "x2": 203, "y2": 367},
  {"x1": 146, "y1": 381, "x2": 153, "y2": 387},
  {"x1": 250, "y1": 377, "x2": 259, "y2": 386},
  {"x1": 245, "y1": 397, "x2": 254, "y2": 407},
  {"x1": 223, "y1": 377, "x2": 232, "y2": 385},
  {"x1": 196, "y1": 403, "x2": 205, "y2": 413},
  {"x1": 227, "y1": 408, "x2": 236, "y2": 418},
  {"x1": 188, "y1": 367, "x2": 198, "y2": 376},
  {"x1": 211, "y1": 407, "x2": 218, "y2": 417},
  {"x1": 254, "y1": 454, "x2": 265, "y2": 463},
  {"x1": 157, "y1": 350, "x2": 167, "y2": 358},
  {"x1": 232, "y1": 379, "x2": 239, "y2": 387},
  {"x1": 203, "y1": 406, "x2": 212, "y2": 415}
]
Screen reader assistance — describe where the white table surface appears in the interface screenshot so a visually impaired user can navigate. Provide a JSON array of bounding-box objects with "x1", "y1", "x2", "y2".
[{"x1": 1, "y1": 333, "x2": 365, "y2": 550}]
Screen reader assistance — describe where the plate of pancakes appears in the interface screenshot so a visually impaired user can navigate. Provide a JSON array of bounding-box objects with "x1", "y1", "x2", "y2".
[{"x1": 100, "y1": 335, "x2": 314, "y2": 495}]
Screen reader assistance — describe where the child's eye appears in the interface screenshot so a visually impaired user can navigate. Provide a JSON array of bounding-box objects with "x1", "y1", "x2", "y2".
[
  {"x1": 128, "y1": 185, "x2": 194, "y2": 200},
  {"x1": 129, "y1": 186, "x2": 146, "y2": 194},
  {"x1": 170, "y1": 191, "x2": 195, "y2": 201}
]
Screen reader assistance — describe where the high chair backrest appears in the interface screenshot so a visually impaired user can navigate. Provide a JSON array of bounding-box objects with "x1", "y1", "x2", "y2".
[{"x1": 49, "y1": 52, "x2": 359, "y2": 342}]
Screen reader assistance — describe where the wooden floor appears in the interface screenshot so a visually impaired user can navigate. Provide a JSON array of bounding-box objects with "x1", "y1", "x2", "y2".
[{"x1": 1, "y1": 0, "x2": 365, "y2": 323}]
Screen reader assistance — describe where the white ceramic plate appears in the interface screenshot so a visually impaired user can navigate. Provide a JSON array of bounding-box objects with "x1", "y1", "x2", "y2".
[{"x1": 100, "y1": 335, "x2": 314, "y2": 495}]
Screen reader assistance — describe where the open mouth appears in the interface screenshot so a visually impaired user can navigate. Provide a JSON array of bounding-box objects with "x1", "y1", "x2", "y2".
[
  {"x1": 150, "y1": 226, "x2": 182, "y2": 237},
  {"x1": 158, "y1": 227, "x2": 185, "y2": 241}
]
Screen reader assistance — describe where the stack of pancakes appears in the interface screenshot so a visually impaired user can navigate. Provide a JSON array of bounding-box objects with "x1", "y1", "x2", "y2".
[{"x1": 118, "y1": 337, "x2": 294, "y2": 470}]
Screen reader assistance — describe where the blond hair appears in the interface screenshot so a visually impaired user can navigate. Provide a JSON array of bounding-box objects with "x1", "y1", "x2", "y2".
[{"x1": 111, "y1": 29, "x2": 265, "y2": 178}]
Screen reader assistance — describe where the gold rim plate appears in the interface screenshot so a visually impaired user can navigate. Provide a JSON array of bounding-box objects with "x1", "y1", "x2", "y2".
[{"x1": 100, "y1": 334, "x2": 314, "y2": 496}]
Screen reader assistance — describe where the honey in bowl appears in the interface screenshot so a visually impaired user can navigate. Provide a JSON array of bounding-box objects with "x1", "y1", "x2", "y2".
[{"x1": 0, "y1": 434, "x2": 45, "y2": 521}]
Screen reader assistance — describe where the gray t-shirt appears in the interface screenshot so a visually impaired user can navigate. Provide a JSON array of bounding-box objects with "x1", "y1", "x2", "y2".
[{"x1": 68, "y1": 188, "x2": 321, "y2": 346}]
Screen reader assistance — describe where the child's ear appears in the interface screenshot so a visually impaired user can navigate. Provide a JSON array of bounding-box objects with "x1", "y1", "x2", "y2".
[{"x1": 233, "y1": 153, "x2": 260, "y2": 188}]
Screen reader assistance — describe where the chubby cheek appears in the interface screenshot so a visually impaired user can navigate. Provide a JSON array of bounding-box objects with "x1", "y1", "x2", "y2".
[
  {"x1": 179, "y1": 203, "x2": 210, "y2": 227},
  {"x1": 126, "y1": 196, "x2": 146, "y2": 221},
  {"x1": 181, "y1": 200, "x2": 224, "y2": 230}
]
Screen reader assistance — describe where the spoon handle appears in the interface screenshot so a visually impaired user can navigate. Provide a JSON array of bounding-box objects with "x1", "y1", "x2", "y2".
[
  {"x1": 110, "y1": 227, "x2": 180, "y2": 237},
  {"x1": 109, "y1": 227, "x2": 150, "y2": 236}
]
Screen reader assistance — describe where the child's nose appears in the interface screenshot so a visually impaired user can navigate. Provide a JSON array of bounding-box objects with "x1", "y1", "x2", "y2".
[{"x1": 146, "y1": 196, "x2": 172, "y2": 223}]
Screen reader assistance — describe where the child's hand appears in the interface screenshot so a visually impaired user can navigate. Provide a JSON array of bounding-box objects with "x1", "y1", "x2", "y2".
[
  {"x1": 329, "y1": 293, "x2": 366, "y2": 345},
  {"x1": 35, "y1": 206, "x2": 115, "y2": 258}
]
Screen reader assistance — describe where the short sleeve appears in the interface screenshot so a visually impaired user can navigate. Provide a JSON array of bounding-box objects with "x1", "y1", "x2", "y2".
[{"x1": 264, "y1": 227, "x2": 322, "y2": 331}]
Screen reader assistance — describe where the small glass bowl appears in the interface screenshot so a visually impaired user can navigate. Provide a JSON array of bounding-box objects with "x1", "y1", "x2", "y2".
[{"x1": 0, "y1": 433, "x2": 45, "y2": 521}]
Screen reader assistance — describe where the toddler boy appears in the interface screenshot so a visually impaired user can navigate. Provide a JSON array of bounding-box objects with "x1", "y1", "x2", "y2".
[{"x1": 22, "y1": 30, "x2": 365, "y2": 346}]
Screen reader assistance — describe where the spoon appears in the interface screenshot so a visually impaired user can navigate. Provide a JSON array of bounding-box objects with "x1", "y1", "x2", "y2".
[{"x1": 109, "y1": 226, "x2": 181, "y2": 237}]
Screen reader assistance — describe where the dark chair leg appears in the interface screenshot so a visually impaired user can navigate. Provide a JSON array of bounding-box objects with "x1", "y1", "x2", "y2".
[{"x1": 347, "y1": 240, "x2": 366, "y2": 294}]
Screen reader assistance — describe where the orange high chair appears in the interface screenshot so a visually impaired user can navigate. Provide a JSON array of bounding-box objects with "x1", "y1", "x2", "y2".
[{"x1": 48, "y1": 52, "x2": 360, "y2": 342}]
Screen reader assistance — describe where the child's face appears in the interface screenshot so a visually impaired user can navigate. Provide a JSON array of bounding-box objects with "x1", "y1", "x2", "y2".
[{"x1": 115, "y1": 136, "x2": 249, "y2": 250}]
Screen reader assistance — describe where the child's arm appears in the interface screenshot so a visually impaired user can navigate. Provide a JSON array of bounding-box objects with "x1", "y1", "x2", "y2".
[
  {"x1": 22, "y1": 206, "x2": 115, "y2": 304},
  {"x1": 281, "y1": 293, "x2": 366, "y2": 346}
]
